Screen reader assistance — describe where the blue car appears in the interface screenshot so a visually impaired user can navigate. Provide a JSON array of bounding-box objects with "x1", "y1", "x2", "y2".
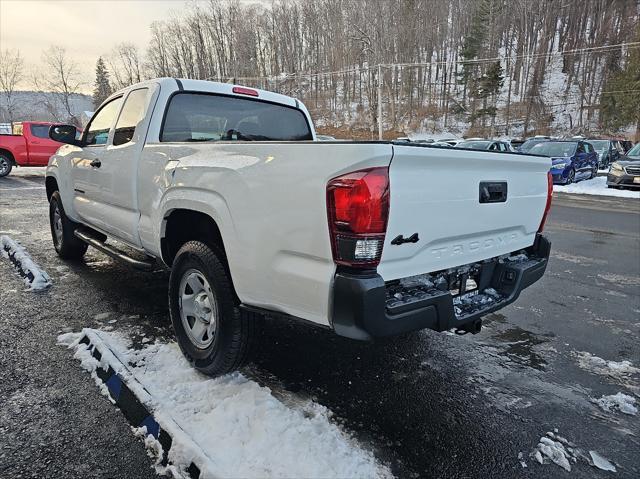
[{"x1": 528, "y1": 140, "x2": 599, "y2": 185}]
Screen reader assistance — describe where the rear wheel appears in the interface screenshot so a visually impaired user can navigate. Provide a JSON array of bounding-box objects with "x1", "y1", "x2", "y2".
[
  {"x1": 49, "y1": 191, "x2": 88, "y2": 259},
  {"x1": 0, "y1": 154, "x2": 12, "y2": 178},
  {"x1": 169, "y1": 241, "x2": 259, "y2": 377}
]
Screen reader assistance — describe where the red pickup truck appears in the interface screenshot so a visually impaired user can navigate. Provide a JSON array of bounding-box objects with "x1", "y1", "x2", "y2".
[{"x1": 0, "y1": 122, "x2": 67, "y2": 177}]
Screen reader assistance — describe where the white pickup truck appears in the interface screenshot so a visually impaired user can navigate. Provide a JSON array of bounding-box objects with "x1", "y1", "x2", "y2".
[{"x1": 46, "y1": 78, "x2": 552, "y2": 376}]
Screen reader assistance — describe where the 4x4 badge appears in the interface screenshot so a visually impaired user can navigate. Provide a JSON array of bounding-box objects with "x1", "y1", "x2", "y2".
[{"x1": 391, "y1": 233, "x2": 419, "y2": 245}]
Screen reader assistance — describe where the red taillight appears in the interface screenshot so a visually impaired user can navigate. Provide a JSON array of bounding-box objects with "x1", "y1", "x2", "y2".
[
  {"x1": 232, "y1": 86, "x2": 259, "y2": 97},
  {"x1": 538, "y1": 171, "x2": 553, "y2": 232},
  {"x1": 327, "y1": 167, "x2": 390, "y2": 268}
]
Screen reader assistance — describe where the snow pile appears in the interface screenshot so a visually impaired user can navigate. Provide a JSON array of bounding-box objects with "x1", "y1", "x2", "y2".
[
  {"x1": 59, "y1": 329, "x2": 392, "y2": 479},
  {"x1": 555, "y1": 176, "x2": 640, "y2": 199},
  {"x1": 594, "y1": 393, "x2": 638, "y2": 416},
  {"x1": 0, "y1": 235, "x2": 51, "y2": 290},
  {"x1": 531, "y1": 432, "x2": 576, "y2": 472},
  {"x1": 574, "y1": 351, "x2": 640, "y2": 378}
]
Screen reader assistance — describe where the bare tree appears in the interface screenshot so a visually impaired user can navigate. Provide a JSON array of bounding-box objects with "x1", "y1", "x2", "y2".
[
  {"x1": 0, "y1": 49, "x2": 25, "y2": 123},
  {"x1": 108, "y1": 43, "x2": 144, "y2": 90},
  {"x1": 35, "y1": 46, "x2": 84, "y2": 126}
]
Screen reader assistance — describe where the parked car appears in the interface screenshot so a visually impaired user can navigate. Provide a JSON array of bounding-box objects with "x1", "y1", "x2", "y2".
[
  {"x1": 607, "y1": 142, "x2": 640, "y2": 189},
  {"x1": 529, "y1": 140, "x2": 598, "y2": 185},
  {"x1": 0, "y1": 121, "x2": 71, "y2": 177},
  {"x1": 610, "y1": 138, "x2": 633, "y2": 153},
  {"x1": 586, "y1": 139, "x2": 621, "y2": 169},
  {"x1": 509, "y1": 138, "x2": 526, "y2": 150},
  {"x1": 455, "y1": 139, "x2": 514, "y2": 152},
  {"x1": 46, "y1": 78, "x2": 552, "y2": 377},
  {"x1": 519, "y1": 136, "x2": 551, "y2": 153}
]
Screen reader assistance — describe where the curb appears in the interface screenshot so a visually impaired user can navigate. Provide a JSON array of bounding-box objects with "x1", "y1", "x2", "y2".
[{"x1": 78, "y1": 332, "x2": 206, "y2": 479}]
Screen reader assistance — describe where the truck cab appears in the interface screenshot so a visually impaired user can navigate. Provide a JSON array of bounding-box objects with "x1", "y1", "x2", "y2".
[{"x1": 0, "y1": 121, "x2": 72, "y2": 177}]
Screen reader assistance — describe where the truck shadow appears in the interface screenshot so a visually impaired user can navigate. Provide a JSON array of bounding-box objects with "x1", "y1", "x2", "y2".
[{"x1": 253, "y1": 318, "x2": 529, "y2": 478}]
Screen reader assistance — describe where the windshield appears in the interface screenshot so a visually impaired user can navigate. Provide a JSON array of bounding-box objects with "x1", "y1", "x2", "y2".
[
  {"x1": 519, "y1": 139, "x2": 548, "y2": 152},
  {"x1": 626, "y1": 143, "x2": 640, "y2": 157},
  {"x1": 457, "y1": 141, "x2": 490, "y2": 149},
  {"x1": 588, "y1": 140, "x2": 609, "y2": 151},
  {"x1": 530, "y1": 142, "x2": 577, "y2": 157}
]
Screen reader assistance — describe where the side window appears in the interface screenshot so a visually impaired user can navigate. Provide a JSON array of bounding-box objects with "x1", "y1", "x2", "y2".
[
  {"x1": 85, "y1": 97, "x2": 123, "y2": 146},
  {"x1": 113, "y1": 88, "x2": 149, "y2": 146},
  {"x1": 489, "y1": 142, "x2": 499, "y2": 151},
  {"x1": 30, "y1": 124, "x2": 50, "y2": 139},
  {"x1": 585, "y1": 143, "x2": 593, "y2": 153},
  {"x1": 498, "y1": 142, "x2": 507, "y2": 151},
  {"x1": 576, "y1": 143, "x2": 585, "y2": 154}
]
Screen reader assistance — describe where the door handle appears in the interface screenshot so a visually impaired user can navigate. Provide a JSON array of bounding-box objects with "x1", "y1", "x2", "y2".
[{"x1": 90, "y1": 159, "x2": 101, "y2": 168}]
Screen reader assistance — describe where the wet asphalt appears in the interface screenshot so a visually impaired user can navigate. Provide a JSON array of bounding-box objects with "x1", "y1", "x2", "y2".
[{"x1": 0, "y1": 169, "x2": 638, "y2": 479}]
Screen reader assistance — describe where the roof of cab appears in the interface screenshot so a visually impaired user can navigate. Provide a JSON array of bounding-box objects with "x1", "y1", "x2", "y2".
[{"x1": 106, "y1": 77, "x2": 299, "y2": 109}]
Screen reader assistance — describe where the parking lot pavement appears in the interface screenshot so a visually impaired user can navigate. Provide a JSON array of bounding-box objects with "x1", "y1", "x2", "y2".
[{"x1": 1, "y1": 170, "x2": 638, "y2": 478}]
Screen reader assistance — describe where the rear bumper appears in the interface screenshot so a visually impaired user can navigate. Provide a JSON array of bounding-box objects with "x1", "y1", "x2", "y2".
[{"x1": 330, "y1": 234, "x2": 551, "y2": 340}]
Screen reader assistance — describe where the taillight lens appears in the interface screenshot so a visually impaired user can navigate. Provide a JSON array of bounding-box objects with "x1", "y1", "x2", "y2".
[
  {"x1": 327, "y1": 167, "x2": 390, "y2": 268},
  {"x1": 538, "y1": 171, "x2": 553, "y2": 232}
]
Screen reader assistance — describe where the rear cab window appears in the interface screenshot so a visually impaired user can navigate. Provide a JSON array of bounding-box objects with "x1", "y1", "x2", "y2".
[{"x1": 161, "y1": 93, "x2": 313, "y2": 142}]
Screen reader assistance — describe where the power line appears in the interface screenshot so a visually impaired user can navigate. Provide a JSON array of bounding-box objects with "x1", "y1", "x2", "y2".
[{"x1": 206, "y1": 41, "x2": 640, "y2": 83}]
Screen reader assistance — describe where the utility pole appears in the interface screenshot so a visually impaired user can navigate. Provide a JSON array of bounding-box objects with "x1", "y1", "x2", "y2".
[{"x1": 377, "y1": 64, "x2": 383, "y2": 140}]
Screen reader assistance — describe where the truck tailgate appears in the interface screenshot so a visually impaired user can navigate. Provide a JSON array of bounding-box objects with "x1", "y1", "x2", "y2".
[{"x1": 378, "y1": 145, "x2": 550, "y2": 281}]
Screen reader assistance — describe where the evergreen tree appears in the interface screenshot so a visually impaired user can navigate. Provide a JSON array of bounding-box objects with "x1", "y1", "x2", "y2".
[
  {"x1": 93, "y1": 57, "x2": 111, "y2": 109},
  {"x1": 600, "y1": 41, "x2": 640, "y2": 136}
]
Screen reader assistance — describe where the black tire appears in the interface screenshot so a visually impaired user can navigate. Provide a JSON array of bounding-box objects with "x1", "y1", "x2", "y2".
[
  {"x1": 566, "y1": 168, "x2": 575, "y2": 184},
  {"x1": 169, "y1": 241, "x2": 259, "y2": 376},
  {"x1": 590, "y1": 165, "x2": 597, "y2": 179},
  {"x1": 49, "y1": 191, "x2": 88, "y2": 259},
  {"x1": 0, "y1": 154, "x2": 12, "y2": 177}
]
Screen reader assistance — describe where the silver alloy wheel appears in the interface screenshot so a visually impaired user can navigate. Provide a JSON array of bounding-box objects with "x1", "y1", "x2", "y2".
[
  {"x1": 53, "y1": 204, "x2": 63, "y2": 246},
  {"x1": 0, "y1": 157, "x2": 9, "y2": 176},
  {"x1": 179, "y1": 269, "x2": 218, "y2": 349}
]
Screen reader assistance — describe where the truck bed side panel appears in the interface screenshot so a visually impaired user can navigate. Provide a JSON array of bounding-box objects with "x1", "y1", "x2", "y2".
[{"x1": 140, "y1": 142, "x2": 394, "y2": 326}]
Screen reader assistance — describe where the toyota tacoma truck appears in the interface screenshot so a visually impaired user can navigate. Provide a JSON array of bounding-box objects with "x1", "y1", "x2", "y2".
[
  {"x1": 0, "y1": 121, "x2": 71, "y2": 177},
  {"x1": 46, "y1": 78, "x2": 552, "y2": 376}
]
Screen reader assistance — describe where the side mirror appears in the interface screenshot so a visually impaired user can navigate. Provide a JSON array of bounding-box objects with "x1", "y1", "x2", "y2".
[{"x1": 49, "y1": 124, "x2": 81, "y2": 146}]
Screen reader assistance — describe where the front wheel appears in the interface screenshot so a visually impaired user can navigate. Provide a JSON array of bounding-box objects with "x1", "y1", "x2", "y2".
[
  {"x1": 49, "y1": 191, "x2": 88, "y2": 259},
  {"x1": 566, "y1": 168, "x2": 575, "y2": 185},
  {"x1": 590, "y1": 165, "x2": 597, "y2": 179},
  {"x1": 168, "y1": 241, "x2": 259, "y2": 377},
  {"x1": 0, "y1": 154, "x2": 12, "y2": 177}
]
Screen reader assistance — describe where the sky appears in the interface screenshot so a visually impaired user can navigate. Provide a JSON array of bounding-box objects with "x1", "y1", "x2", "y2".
[{"x1": 0, "y1": 0, "x2": 263, "y2": 91}]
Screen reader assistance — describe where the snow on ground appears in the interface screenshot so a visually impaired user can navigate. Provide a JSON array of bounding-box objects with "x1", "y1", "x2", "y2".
[
  {"x1": 0, "y1": 235, "x2": 51, "y2": 290},
  {"x1": 554, "y1": 176, "x2": 640, "y2": 199},
  {"x1": 531, "y1": 431, "x2": 576, "y2": 472},
  {"x1": 59, "y1": 329, "x2": 393, "y2": 479},
  {"x1": 7, "y1": 166, "x2": 46, "y2": 177},
  {"x1": 588, "y1": 451, "x2": 617, "y2": 472},
  {"x1": 594, "y1": 393, "x2": 638, "y2": 416},
  {"x1": 574, "y1": 351, "x2": 640, "y2": 378},
  {"x1": 530, "y1": 430, "x2": 618, "y2": 473}
]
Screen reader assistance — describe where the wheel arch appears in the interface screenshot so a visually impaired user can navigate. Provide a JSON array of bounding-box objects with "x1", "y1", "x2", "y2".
[
  {"x1": 0, "y1": 148, "x2": 16, "y2": 165},
  {"x1": 45, "y1": 175, "x2": 59, "y2": 201},
  {"x1": 161, "y1": 208, "x2": 228, "y2": 268}
]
